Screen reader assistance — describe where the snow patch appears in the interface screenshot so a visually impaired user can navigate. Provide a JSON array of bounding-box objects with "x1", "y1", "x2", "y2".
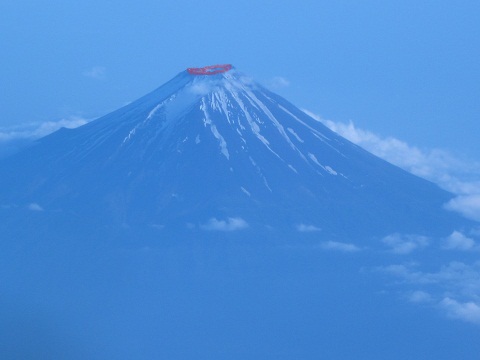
[
  {"x1": 308, "y1": 153, "x2": 338, "y2": 176},
  {"x1": 325, "y1": 166, "x2": 338, "y2": 175},
  {"x1": 200, "y1": 98, "x2": 229, "y2": 160},
  {"x1": 308, "y1": 153, "x2": 322, "y2": 167},
  {"x1": 223, "y1": 82, "x2": 282, "y2": 160},
  {"x1": 288, "y1": 164, "x2": 298, "y2": 173},
  {"x1": 241, "y1": 187, "x2": 251, "y2": 196},
  {"x1": 287, "y1": 128, "x2": 304, "y2": 143}
]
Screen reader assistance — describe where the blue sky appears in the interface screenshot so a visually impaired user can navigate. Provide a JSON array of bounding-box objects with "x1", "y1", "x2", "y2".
[
  {"x1": 2, "y1": 0, "x2": 479, "y2": 220},
  {"x1": 1, "y1": 0, "x2": 479, "y2": 158}
]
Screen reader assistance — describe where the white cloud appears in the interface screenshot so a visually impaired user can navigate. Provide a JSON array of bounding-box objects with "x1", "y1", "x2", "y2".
[
  {"x1": 296, "y1": 224, "x2": 321, "y2": 232},
  {"x1": 189, "y1": 82, "x2": 215, "y2": 96},
  {"x1": 0, "y1": 117, "x2": 90, "y2": 158},
  {"x1": 83, "y1": 66, "x2": 106, "y2": 80},
  {"x1": 408, "y1": 290, "x2": 433, "y2": 303},
  {"x1": 200, "y1": 217, "x2": 249, "y2": 231},
  {"x1": 382, "y1": 233, "x2": 430, "y2": 254},
  {"x1": 27, "y1": 203, "x2": 43, "y2": 211},
  {"x1": 381, "y1": 261, "x2": 480, "y2": 324},
  {"x1": 320, "y1": 240, "x2": 361, "y2": 252},
  {"x1": 268, "y1": 76, "x2": 290, "y2": 89},
  {"x1": 302, "y1": 110, "x2": 480, "y2": 223},
  {"x1": 383, "y1": 261, "x2": 480, "y2": 294},
  {"x1": 381, "y1": 263, "x2": 434, "y2": 284},
  {"x1": 444, "y1": 195, "x2": 480, "y2": 222},
  {"x1": 442, "y1": 231, "x2": 478, "y2": 251},
  {"x1": 0, "y1": 117, "x2": 89, "y2": 143},
  {"x1": 440, "y1": 298, "x2": 480, "y2": 324}
]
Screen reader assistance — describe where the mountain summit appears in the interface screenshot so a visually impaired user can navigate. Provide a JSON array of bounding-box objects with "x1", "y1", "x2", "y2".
[{"x1": 0, "y1": 65, "x2": 470, "y2": 240}]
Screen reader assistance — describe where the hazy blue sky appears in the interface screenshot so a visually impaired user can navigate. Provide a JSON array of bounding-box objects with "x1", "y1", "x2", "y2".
[
  {"x1": 1, "y1": 0, "x2": 479, "y2": 162},
  {"x1": 2, "y1": 2, "x2": 480, "y2": 353}
]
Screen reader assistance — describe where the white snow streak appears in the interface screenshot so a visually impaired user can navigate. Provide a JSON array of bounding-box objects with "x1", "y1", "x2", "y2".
[
  {"x1": 200, "y1": 98, "x2": 229, "y2": 160},
  {"x1": 279, "y1": 105, "x2": 328, "y2": 141},
  {"x1": 241, "y1": 187, "x2": 251, "y2": 196},
  {"x1": 325, "y1": 166, "x2": 337, "y2": 175},
  {"x1": 223, "y1": 81, "x2": 282, "y2": 160},
  {"x1": 307, "y1": 153, "x2": 337, "y2": 176},
  {"x1": 288, "y1": 164, "x2": 298, "y2": 173},
  {"x1": 287, "y1": 128, "x2": 304, "y2": 143}
]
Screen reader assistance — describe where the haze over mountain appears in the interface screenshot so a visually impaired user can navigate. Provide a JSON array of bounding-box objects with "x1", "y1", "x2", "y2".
[{"x1": 1, "y1": 65, "x2": 478, "y2": 359}]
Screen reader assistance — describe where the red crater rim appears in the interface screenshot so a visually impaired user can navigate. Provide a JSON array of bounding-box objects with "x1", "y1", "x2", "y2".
[{"x1": 187, "y1": 64, "x2": 233, "y2": 75}]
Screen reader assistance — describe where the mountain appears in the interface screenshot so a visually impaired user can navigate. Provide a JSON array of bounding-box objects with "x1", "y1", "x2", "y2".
[
  {"x1": 0, "y1": 64, "x2": 470, "y2": 241},
  {"x1": 1, "y1": 65, "x2": 478, "y2": 360}
]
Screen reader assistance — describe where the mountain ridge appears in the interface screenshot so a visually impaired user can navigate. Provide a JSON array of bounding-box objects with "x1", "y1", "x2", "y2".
[{"x1": 0, "y1": 66, "x2": 471, "y2": 240}]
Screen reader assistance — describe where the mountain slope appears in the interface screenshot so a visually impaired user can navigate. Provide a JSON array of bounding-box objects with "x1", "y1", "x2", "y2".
[{"x1": 0, "y1": 65, "x2": 470, "y2": 240}]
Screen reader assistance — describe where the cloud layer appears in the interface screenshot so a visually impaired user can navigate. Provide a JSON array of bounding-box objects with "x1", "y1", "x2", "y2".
[
  {"x1": 0, "y1": 117, "x2": 89, "y2": 143},
  {"x1": 381, "y1": 260, "x2": 480, "y2": 324},
  {"x1": 303, "y1": 110, "x2": 480, "y2": 223},
  {"x1": 0, "y1": 117, "x2": 90, "y2": 158}
]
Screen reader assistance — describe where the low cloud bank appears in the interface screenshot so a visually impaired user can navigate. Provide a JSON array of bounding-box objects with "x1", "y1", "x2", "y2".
[
  {"x1": 0, "y1": 117, "x2": 89, "y2": 142},
  {"x1": 0, "y1": 117, "x2": 90, "y2": 157},
  {"x1": 303, "y1": 110, "x2": 480, "y2": 223},
  {"x1": 381, "y1": 260, "x2": 480, "y2": 325}
]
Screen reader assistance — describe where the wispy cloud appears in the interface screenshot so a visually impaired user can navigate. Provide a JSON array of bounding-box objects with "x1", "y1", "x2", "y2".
[
  {"x1": 382, "y1": 233, "x2": 430, "y2": 255},
  {"x1": 268, "y1": 76, "x2": 290, "y2": 90},
  {"x1": 302, "y1": 110, "x2": 480, "y2": 222},
  {"x1": 320, "y1": 240, "x2": 361, "y2": 252},
  {"x1": 0, "y1": 117, "x2": 90, "y2": 157},
  {"x1": 444, "y1": 195, "x2": 480, "y2": 222},
  {"x1": 442, "y1": 231, "x2": 479, "y2": 251},
  {"x1": 380, "y1": 260, "x2": 480, "y2": 324},
  {"x1": 440, "y1": 297, "x2": 480, "y2": 324},
  {"x1": 296, "y1": 223, "x2": 321, "y2": 232},
  {"x1": 200, "y1": 217, "x2": 249, "y2": 231},
  {"x1": 0, "y1": 117, "x2": 89, "y2": 143},
  {"x1": 27, "y1": 203, "x2": 44, "y2": 211},
  {"x1": 83, "y1": 66, "x2": 107, "y2": 80},
  {"x1": 408, "y1": 290, "x2": 433, "y2": 304}
]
